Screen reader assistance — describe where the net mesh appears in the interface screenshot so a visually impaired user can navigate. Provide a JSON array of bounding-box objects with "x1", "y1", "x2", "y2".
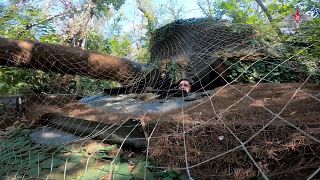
[{"x1": 0, "y1": 18, "x2": 319, "y2": 179}]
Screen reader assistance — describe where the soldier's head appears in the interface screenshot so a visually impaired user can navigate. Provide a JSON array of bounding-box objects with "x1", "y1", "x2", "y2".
[{"x1": 178, "y1": 79, "x2": 191, "y2": 94}]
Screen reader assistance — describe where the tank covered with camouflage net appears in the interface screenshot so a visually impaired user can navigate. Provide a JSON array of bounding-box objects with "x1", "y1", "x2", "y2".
[{"x1": 149, "y1": 18, "x2": 270, "y2": 90}]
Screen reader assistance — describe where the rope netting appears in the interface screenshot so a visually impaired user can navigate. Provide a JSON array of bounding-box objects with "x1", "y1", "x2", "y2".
[{"x1": 0, "y1": 18, "x2": 319, "y2": 179}]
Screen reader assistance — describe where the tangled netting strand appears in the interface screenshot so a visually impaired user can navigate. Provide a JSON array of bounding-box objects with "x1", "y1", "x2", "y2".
[{"x1": 0, "y1": 18, "x2": 320, "y2": 180}]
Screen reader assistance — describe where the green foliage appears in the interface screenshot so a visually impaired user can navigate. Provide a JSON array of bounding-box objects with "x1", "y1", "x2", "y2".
[
  {"x1": 109, "y1": 35, "x2": 133, "y2": 57},
  {"x1": 0, "y1": 0, "x2": 319, "y2": 96},
  {"x1": 0, "y1": 1, "x2": 127, "y2": 95},
  {"x1": 135, "y1": 44, "x2": 151, "y2": 63},
  {"x1": 85, "y1": 30, "x2": 112, "y2": 53},
  {"x1": 218, "y1": 0, "x2": 253, "y2": 23},
  {"x1": 93, "y1": 0, "x2": 126, "y2": 17},
  {"x1": 0, "y1": 5, "x2": 34, "y2": 39},
  {"x1": 0, "y1": 129, "x2": 107, "y2": 179},
  {"x1": 0, "y1": 68, "x2": 56, "y2": 94},
  {"x1": 283, "y1": 18, "x2": 320, "y2": 79},
  {"x1": 285, "y1": 18, "x2": 320, "y2": 57},
  {"x1": 152, "y1": 169, "x2": 189, "y2": 180},
  {"x1": 137, "y1": 0, "x2": 158, "y2": 33},
  {"x1": 0, "y1": 2, "x2": 64, "y2": 94},
  {"x1": 227, "y1": 60, "x2": 306, "y2": 83},
  {"x1": 208, "y1": 0, "x2": 319, "y2": 84},
  {"x1": 0, "y1": 3, "x2": 60, "y2": 41},
  {"x1": 0, "y1": 129, "x2": 188, "y2": 179},
  {"x1": 0, "y1": 129, "x2": 58, "y2": 178},
  {"x1": 86, "y1": 31, "x2": 133, "y2": 58},
  {"x1": 75, "y1": 77, "x2": 120, "y2": 95}
]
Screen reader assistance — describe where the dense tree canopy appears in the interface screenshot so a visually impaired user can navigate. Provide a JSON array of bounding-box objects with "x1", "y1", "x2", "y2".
[{"x1": 0, "y1": 0, "x2": 319, "y2": 94}]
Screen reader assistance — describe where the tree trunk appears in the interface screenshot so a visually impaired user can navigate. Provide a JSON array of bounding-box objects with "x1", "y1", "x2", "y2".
[
  {"x1": 0, "y1": 37, "x2": 147, "y2": 84},
  {"x1": 254, "y1": 0, "x2": 282, "y2": 36}
]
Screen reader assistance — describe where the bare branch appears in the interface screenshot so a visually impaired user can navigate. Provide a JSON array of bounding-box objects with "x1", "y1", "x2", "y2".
[{"x1": 254, "y1": 0, "x2": 282, "y2": 35}]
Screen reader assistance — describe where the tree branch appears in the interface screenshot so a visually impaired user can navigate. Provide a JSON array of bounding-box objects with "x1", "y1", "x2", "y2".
[
  {"x1": 0, "y1": 37, "x2": 147, "y2": 84},
  {"x1": 26, "y1": 11, "x2": 70, "y2": 30},
  {"x1": 255, "y1": 0, "x2": 282, "y2": 36}
]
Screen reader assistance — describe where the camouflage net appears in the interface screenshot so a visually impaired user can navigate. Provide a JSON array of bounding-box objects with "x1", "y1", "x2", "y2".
[{"x1": 0, "y1": 17, "x2": 320, "y2": 180}]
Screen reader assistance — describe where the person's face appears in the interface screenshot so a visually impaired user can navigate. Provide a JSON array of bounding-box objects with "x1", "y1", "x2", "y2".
[{"x1": 179, "y1": 80, "x2": 191, "y2": 93}]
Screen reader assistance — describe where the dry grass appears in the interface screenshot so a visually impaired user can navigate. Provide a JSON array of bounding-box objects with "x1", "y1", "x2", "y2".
[
  {"x1": 146, "y1": 83, "x2": 320, "y2": 179},
  {"x1": 7, "y1": 83, "x2": 320, "y2": 179}
]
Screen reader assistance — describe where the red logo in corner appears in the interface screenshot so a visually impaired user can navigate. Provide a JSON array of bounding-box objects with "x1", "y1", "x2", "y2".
[{"x1": 294, "y1": 8, "x2": 301, "y2": 23}]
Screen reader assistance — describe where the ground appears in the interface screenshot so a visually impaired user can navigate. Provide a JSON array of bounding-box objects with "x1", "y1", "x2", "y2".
[{"x1": 1, "y1": 82, "x2": 320, "y2": 179}]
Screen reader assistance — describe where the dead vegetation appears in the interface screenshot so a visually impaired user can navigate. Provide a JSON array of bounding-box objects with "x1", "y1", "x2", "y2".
[
  {"x1": 2, "y1": 83, "x2": 320, "y2": 179},
  {"x1": 146, "y1": 83, "x2": 320, "y2": 179}
]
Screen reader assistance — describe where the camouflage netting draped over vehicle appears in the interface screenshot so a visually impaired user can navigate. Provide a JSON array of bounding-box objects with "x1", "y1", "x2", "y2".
[
  {"x1": 149, "y1": 18, "x2": 276, "y2": 90},
  {"x1": 1, "y1": 12, "x2": 319, "y2": 179}
]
